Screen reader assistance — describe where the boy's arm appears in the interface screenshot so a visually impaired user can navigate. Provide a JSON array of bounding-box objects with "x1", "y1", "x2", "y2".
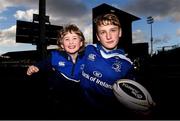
[{"x1": 27, "y1": 54, "x2": 52, "y2": 76}]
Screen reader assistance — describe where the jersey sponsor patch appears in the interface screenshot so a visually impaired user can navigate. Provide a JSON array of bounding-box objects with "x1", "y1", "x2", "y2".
[
  {"x1": 93, "y1": 71, "x2": 102, "y2": 78},
  {"x1": 82, "y1": 70, "x2": 112, "y2": 89}
]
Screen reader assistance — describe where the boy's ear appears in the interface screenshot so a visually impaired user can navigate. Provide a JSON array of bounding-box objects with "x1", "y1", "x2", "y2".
[
  {"x1": 80, "y1": 41, "x2": 83, "y2": 47},
  {"x1": 119, "y1": 28, "x2": 122, "y2": 37},
  {"x1": 60, "y1": 44, "x2": 64, "y2": 49},
  {"x1": 96, "y1": 34, "x2": 100, "y2": 41}
]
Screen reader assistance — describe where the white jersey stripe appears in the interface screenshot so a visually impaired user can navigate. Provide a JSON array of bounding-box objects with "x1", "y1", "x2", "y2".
[
  {"x1": 60, "y1": 73, "x2": 80, "y2": 82},
  {"x1": 100, "y1": 50, "x2": 133, "y2": 64}
]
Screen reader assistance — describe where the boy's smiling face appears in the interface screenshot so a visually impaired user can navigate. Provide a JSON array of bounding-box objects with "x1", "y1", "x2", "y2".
[{"x1": 61, "y1": 32, "x2": 83, "y2": 54}]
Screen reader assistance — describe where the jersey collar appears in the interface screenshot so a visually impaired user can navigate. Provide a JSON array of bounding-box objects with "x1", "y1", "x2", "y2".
[{"x1": 97, "y1": 44, "x2": 125, "y2": 55}]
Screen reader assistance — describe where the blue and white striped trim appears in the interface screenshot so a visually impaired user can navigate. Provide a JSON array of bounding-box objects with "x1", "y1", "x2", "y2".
[
  {"x1": 85, "y1": 43, "x2": 97, "y2": 47},
  {"x1": 100, "y1": 50, "x2": 133, "y2": 64},
  {"x1": 60, "y1": 73, "x2": 80, "y2": 82}
]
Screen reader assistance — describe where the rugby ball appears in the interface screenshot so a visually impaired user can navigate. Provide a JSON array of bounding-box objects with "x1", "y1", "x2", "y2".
[{"x1": 113, "y1": 79, "x2": 155, "y2": 112}]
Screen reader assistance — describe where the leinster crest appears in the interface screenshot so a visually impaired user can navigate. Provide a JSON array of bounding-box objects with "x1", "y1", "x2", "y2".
[{"x1": 112, "y1": 61, "x2": 122, "y2": 72}]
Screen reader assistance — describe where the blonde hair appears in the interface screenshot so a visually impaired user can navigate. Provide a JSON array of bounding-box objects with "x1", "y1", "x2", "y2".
[
  {"x1": 94, "y1": 13, "x2": 121, "y2": 30},
  {"x1": 57, "y1": 24, "x2": 85, "y2": 52}
]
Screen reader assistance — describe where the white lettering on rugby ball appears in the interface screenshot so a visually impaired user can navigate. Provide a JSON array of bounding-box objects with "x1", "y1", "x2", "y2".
[{"x1": 113, "y1": 79, "x2": 155, "y2": 112}]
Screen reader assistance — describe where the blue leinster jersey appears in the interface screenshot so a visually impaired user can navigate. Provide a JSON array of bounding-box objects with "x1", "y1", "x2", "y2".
[
  {"x1": 80, "y1": 44, "x2": 134, "y2": 100},
  {"x1": 51, "y1": 50, "x2": 84, "y2": 82},
  {"x1": 36, "y1": 50, "x2": 84, "y2": 82}
]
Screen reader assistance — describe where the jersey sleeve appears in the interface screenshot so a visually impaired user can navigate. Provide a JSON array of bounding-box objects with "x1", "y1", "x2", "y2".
[{"x1": 124, "y1": 64, "x2": 136, "y2": 80}]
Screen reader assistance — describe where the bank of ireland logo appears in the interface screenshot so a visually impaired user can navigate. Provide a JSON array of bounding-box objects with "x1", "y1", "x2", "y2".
[
  {"x1": 112, "y1": 62, "x2": 122, "y2": 72},
  {"x1": 93, "y1": 71, "x2": 102, "y2": 78},
  {"x1": 58, "y1": 61, "x2": 65, "y2": 67},
  {"x1": 88, "y1": 54, "x2": 96, "y2": 61}
]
